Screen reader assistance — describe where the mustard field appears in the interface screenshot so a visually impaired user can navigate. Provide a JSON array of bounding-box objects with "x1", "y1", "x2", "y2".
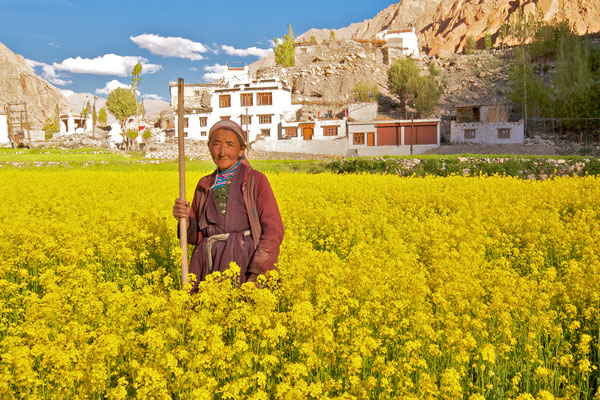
[{"x1": 0, "y1": 168, "x2": 599, "y2": 399}]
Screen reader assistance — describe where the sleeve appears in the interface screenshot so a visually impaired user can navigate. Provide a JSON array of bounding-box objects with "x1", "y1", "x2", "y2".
[
  {"x1": 247, "y1": 173, "x2": 285, "y2": 277},
  {"x1": 177, "y1": 182, "x2": 204, "y2": 246}
]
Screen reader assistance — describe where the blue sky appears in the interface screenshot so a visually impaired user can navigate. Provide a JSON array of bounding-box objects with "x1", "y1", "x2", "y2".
[{"x1": 1, "y1": 0, "x2": 396, "y2": 101}]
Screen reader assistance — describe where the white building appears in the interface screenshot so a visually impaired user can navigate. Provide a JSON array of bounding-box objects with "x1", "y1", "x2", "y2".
[
  {"x1": 59, "y1": 113, "x2": 93, "y2": 135},
  {"x1": 450, "y1": 103, "x2": 525, "y2": 144},
  {"x1": 0, "y1": 112, "x2": 8, "y2": 145},
  {"x1": 170, "y1": 66, "x2": 302, "y2": 144},
  {"x1": 376, "y1": 27, "x2": 420, "y2": 58}
]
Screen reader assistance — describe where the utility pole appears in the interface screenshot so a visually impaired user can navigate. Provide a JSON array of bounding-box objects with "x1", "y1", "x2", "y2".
[{"x1": 410, "y1": 112, "x2": 414, "y2": 156}]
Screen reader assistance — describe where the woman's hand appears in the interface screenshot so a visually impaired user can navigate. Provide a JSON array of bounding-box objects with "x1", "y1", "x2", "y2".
[{"x1": 173, "y1": 198, "x2": 190, "y2": 224}]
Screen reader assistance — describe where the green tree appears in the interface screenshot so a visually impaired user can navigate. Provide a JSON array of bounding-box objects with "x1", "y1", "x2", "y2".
[
  {"x1": 352, "y1": 81, "x2": 380, "y2": 102},
  {"x1": 81, "y1": 100, "x2": 91, "y2": 118},
  {"x1": 310, "y1": 36, "x2": 317, "y2": 44},
  {"x1": 274, "y1": 25, "x2": 295, "y2": 67},
  {"x1": 330, "y1": 30, "x2": 335, "y2": 41},
  {"x1": 484, "y1": 34, "x2": 492, "y2": 50},
  {"x1": 91, "y1": 100, "x2": 97, "y2": 139},
  {"x1": 388, "y1": 58, "x2": 421, "y2": 114},
  {"x1": 43, "y1": 104, "x2": 60, "y2": 140},
  {"x1": 507, "y1": 7, "x2": 543, "y2": 125},
  {"x1": 413, "y1": 76, "x2": 443, "y2": 116},
  {"x1": 106, "y1": 88, "x2": 137, "y2": 150},
  {"x1": 388, "y1": 58, "x2": 442, "y2": 117},
  {"x1": 98, "y1": 107, "x2": 107, "y2": 127}
]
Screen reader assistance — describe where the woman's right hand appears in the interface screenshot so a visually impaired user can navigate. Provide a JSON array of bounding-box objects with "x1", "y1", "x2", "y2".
[{"x1": 173, "y1": 198, "x2": 190, "y2": 221}]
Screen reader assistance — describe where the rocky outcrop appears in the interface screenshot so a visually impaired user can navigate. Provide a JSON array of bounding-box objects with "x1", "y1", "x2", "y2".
[
  {"x1": 0, "y1": 41, "x2": 70, "y2": 129},
  {"x1": 297, "y1": 0, "x2": 600, "y2": 58}
]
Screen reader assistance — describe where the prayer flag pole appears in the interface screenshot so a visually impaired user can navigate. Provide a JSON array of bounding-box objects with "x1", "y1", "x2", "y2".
[{"x1": 177, "y1": 78, "x2": 189, "y2": 287}]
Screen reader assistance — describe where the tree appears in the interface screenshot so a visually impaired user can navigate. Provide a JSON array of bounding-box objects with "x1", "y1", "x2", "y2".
[
  {"x1": 388, "y1": 58, "x2": 442, "y2": 117},
  {"x1": 98, "y1": 107, "x2": 107, "y2": 127},
  {"x1": 310, "y1": 36, "x2": 317, "y2": 44},
  {"x1": 131, "y1": 62, "x2": 143, "y2": 147},
  {"x1": 413, "y1": 76, "x2": 443, "y2": 116},
  {"x1": 507, "y1": 6, "x2": 543, "y2": 126},
  {"x1": 106, "y1": 87, "x2": 137, "y2": 137},
  {"x1": 43, "y1": 104, "x2": 60, "y2": 140},
  {"x1": 274, "y1": 25, "x2": 295, "y2": 67},
  {"x1": 91, "y1": 99, "x2": 97, "y2": 139},
  {"x1": 330, "y1": 30, "x2": 335, "y2": 41},
  {"x1": 388, "y1": 58, "x2": 421, "y2": 114},
  {"x1": 352, "y1": 81, "x2": 380, "y2": 102}
]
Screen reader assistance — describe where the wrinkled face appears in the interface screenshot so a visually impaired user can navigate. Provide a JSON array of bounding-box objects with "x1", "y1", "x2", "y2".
[{"x1": 209, "y1": 129, "x2": 245, "y2": 171}]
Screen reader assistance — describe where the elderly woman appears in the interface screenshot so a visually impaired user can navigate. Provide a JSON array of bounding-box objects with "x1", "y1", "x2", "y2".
[{"x1": 173, "y1": 120, "x2": 284, "y2": 290}]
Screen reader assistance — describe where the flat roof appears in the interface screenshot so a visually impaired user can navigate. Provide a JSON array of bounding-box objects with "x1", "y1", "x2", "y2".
[{"x1": 348, "y1": 119, "x2": 440, "y2": 125}]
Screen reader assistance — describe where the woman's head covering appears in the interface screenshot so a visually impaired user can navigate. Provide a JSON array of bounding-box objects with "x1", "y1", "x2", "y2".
[{"x1": 208, "y1": 120, "x2": 247, "y2": 148}]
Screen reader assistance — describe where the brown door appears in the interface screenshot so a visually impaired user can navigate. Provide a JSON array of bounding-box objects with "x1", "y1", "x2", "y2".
[
  {"x1": 303, "y1": 127, "x2": 313, "y2": 140},
  {"x1": 367, "y1": 132, "x2": 375, "y2": 146}
]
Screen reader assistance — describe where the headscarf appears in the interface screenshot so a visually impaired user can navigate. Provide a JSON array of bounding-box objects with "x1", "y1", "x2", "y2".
[{"x1": 208, "y1": 120, "x2": 247, "y2": 148}]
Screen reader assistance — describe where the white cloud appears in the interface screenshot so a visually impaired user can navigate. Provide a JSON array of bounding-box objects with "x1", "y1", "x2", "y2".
[
  {"x1": 190, "y1": 67, "x2": 198, "y2": 72},
  {"x1": 26, "y1": 59, "x2": 72, "y2": 86},
  {"x1": 95, "y1": 79, "x2": 131, "y2": 95},
  {"x1": 221, "y1": 45, "x2": 272, "y2": 58},
  {"x1": 203, "y1": 64, "x2": 228, "y2": 82},
  {"x1": 131, "y1": 34, "x2": 209, "y2": 60},
  {"x1": 142, "y1": 94, "x2": 164, "y2": 101},
  {"x1": 61, "y1": 89, "x2": 75, "y2": 97},
  {"x1": 54, "y1": 54, "x2": 161, "y2": 77}
]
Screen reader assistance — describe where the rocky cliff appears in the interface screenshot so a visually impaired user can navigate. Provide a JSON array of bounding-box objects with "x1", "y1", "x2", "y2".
[
  {"x1": 0, "y1": 41, "x2": 70, "y2": 129},
  {"x1": 298, "y1": 0, "x2": 600, "y2": 57}
]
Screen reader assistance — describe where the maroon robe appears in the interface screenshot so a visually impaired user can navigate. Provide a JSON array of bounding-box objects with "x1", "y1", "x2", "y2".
[{"x1": 190, "y1": 164, "x2": 255, "y2": 286}]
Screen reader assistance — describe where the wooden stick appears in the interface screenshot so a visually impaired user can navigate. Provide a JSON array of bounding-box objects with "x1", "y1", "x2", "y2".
[{"x1": 177, "y1": 78, "x2": 189, "y2": 287}]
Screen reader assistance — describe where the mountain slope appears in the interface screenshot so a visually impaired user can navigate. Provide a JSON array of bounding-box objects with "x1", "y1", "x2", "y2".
[
  {"x1": 299, "y1": 0, "x2": 600, "y2": 57},
  {"x1": 0, "y1": 41, "x2": 70, "y2": 129}
]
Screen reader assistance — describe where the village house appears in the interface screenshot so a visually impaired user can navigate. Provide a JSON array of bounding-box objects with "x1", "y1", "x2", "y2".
[
  {"x1": 59, "y1": 113, "x2": 93, "y2": 135},
  {"x1": 170, "y1": 66, "x2": 302, "y2": 144},
  {"x1": 376, "y1": 26, "x2": 420, "y2": 62},
  {"x1": 348, "y1": 118, "x2": 440, "y2": 156},
  {"x1": 450, "y1": 103, "x2": 524, "y2": 144}
]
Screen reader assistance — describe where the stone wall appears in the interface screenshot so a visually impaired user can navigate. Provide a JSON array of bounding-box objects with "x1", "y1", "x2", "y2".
[{"x1": 252, "y1": 137, "x2": 350, "y2": 156}]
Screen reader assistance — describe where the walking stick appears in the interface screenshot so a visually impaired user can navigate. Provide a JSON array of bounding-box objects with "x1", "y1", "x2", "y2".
[{"x1": 177, "y1": 78, "x2": 189, "y2": 287}]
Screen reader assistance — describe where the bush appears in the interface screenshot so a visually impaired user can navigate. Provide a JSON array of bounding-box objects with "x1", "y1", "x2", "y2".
[
  {"x1": 352, "y1": 81, "x2": 380, "y2": 102},
  {"x1": 464, "y1": 36, "x2": 477, "y2": 54}
]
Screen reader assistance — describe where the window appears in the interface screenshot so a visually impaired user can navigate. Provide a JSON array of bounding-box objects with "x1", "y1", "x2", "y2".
[
  {"x1": 260, "y1": 129, "x2": 271, "y2": 137},
  {"x1": 258, "y1": 115, "x2": 272, "y2": 124},
  {"x1": 240, "y1": 93, "x2": 253, "y2": 107},
  {"x1": 183, "y1": 117, "x2": 189, "y2": 128},
  {"x1": 241, "y1": 115, "x2": 252, "y2": 125},
  {"x1": 284, "y1": 127, "x2": 298, "y2": 137},
  {"x1": 219, "y1": 95, "x2": 231, "y2": 108},
  {"x1": 220, "y1": 116, "x2": 231, "y2": 120},
  {"x1": 353, "y1": 133, "x2": 365, "y2": 145},
  {"x1": 498, "y1": 128, "x2": 511, "y2": 139},
  {"x1": 257, "y1": 92, "x2": 272, "y2": 106},
  {"x1": 464, "y1": 129, "x2": 476, "y2": 139},
  {"x1": 323, "y1": 125, "x2": 338, "y2": 136},
  {"x1": 201, "y1": 131, "x2": 207, "y2": 137},
  {"x1": 199, "y1": 117, "x2": 207, "y2": 127},
  {"x1": 194, "y1": 90, "x2": 201, "y2": 96}
]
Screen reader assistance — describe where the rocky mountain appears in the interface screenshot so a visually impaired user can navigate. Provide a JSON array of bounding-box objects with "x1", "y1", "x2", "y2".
[
  {"x1": 0, "y1": 41, "x2": 70, "y2": 129},
  {"x1": 298, "y1": 0, "x2": 600, "y2": 58}
]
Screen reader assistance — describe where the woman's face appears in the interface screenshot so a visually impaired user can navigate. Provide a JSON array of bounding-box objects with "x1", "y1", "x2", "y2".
[{"x1": 209, "y1": 128, "x2": 245, "y2": 171}]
